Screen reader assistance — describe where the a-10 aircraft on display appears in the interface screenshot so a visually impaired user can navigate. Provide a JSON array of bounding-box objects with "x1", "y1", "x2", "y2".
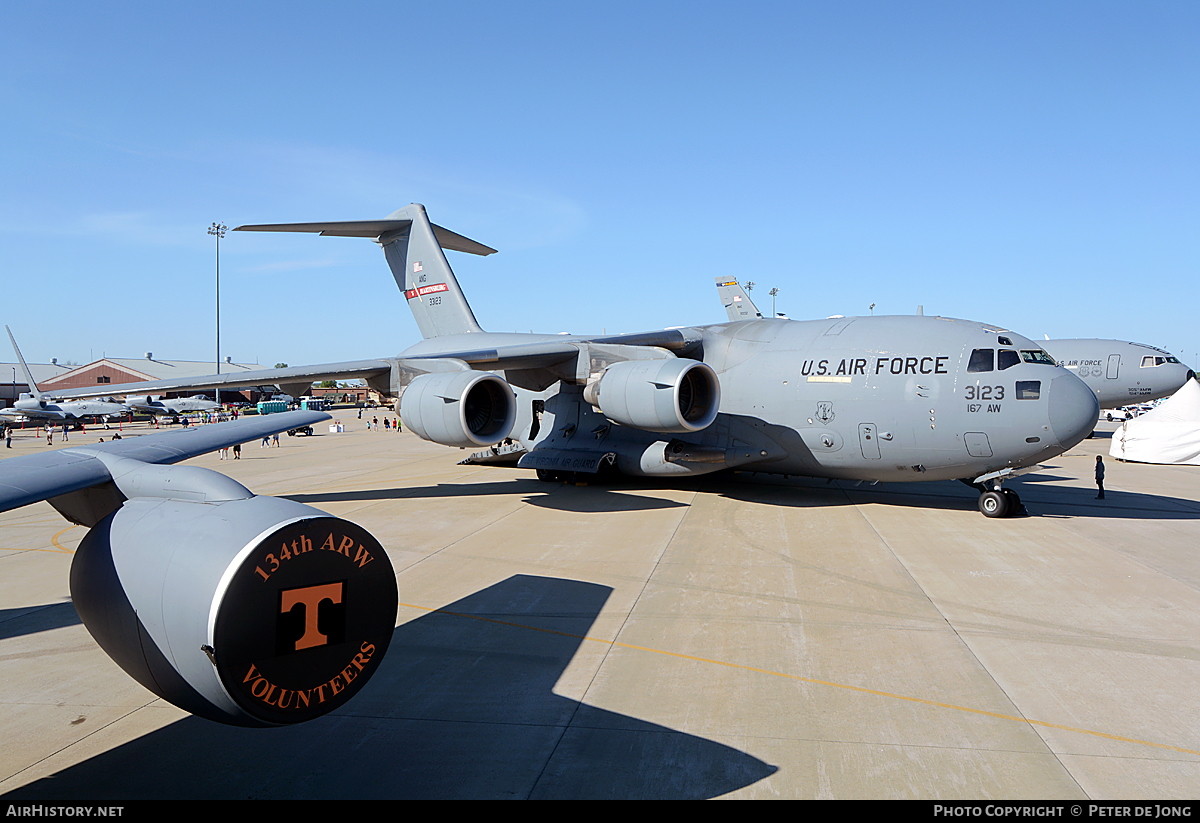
[
  {"x1": 0, "y1": 326, "x2": 129, "y2": 425},
  {"x1": 718, "y1": 280, "x2": 1196, "y2": 412},
  {"x1": 3, "y1": 203, "x2": 1101, "y2": 727}
]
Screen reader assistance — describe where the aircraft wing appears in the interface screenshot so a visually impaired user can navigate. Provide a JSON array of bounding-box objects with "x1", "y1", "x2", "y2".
[
  {"x1": 42, "y1": 332, "x2": 699, "y2": 405},
  {"x1": 0, "y1": 410, "x2": 329, "y2": 515},
  {"x1": 0, "y1": 408, "x2": 63, "y2": 422},
  {"x1": 47, "y1": 360, "x2": 397, "y2": 401}
]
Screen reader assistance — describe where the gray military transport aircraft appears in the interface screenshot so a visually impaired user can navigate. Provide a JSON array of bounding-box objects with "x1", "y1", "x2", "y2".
[
  {"x1": 54, "y1": 203, "x2": 1098, "y2": 523},
  {"x1": 0, "y1": 203, "x2": 1103, "y2": 728},
  {"x1": 1, "y1": 326, "x2": 129, "y2": 424},
  {"x1": 717, "y1": 280, "x2": 1195, "y2": 416},
  {"x1": 1040, "y1": 339, "x2": 1194, "y2": 409}
]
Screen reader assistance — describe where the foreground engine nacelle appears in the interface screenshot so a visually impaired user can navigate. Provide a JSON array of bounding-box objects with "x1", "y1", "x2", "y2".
[
  {"x1": 71, "y1": 495, "x2": 398, "y2": 727},
  {"x1": 584, "y1": 359, "x2": 720, "y2": 433},
  {"x1": 400, "y1": 371, "x2": 516, "y2": 448}
]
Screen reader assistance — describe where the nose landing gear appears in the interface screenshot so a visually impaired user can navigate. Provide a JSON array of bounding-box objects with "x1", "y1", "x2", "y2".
[
  {"x1": 978, "y1": 487, "x2": 1023, "y2": 518},
  {"x1": 965, "y1": 467, "x2": 1036, "y2": 518}
]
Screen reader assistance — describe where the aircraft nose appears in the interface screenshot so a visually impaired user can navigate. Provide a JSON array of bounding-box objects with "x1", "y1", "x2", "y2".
[{"x1": 1048, "y1": 373, "x2": 1100, "y2": 450}]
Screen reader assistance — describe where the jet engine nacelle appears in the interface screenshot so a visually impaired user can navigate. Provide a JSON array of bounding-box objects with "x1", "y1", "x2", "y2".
[
  {"x1": 70, "y1": 495, "x2": 398, "y2": 727},
  {"x1": 584, "y1": 358, "x2": 720, "y2": 433},
  {"x1": 400, "y1": 371, "x2": 516, "y2": 448}
]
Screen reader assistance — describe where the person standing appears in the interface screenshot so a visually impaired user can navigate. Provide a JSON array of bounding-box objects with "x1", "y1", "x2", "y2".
[{"x1": 1095, "y1": 455, "x2": 1106, "y2": 500}]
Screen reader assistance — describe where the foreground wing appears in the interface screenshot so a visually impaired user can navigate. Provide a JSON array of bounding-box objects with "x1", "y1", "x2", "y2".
[{"x1": 0, "y1": 410, "x2": 329, "y2": 514}]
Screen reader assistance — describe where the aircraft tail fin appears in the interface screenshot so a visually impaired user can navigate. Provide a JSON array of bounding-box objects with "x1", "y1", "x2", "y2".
[
  {"x1": 6, "y1": 326, "x2": 42, "y2": 401},
  {"x1": 715, "y1": 278, "x2": 763, "y2": 321},
  {"x1": 236, "y1": 204, "x2": 495, "y2": 339}
]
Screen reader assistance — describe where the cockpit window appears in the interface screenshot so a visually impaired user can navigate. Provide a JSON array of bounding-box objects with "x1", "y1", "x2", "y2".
[
  {"x1": 998, "y1": 350, "x2": 1020, "y2": 370},
  {"x1": 1141, "y1": 356, "x2": 1170, "y2": 367},
  {"x1": 1021, "y1": 349, "x2": 1056, "y2": 365},
  {"x1": 997, "y1": 336, "x2": 1012, "y2": 346},
  {"x1": 968, "y1": 348, "x2": 994, "y2": 373},
  {"x1": 1016, "y1": 381, "x2": 1041, "y2": 400}
]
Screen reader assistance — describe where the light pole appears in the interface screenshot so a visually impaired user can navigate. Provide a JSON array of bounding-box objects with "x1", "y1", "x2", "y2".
[
  {"x1": 869, "y1": 302, "x2": 876, "y2": 316},
  {"x1": 769, "y1": 287, "x2": 779, "y2": 318},
  {"x1": 208, "y1": 222, "x2": 227, "y2": 406}
]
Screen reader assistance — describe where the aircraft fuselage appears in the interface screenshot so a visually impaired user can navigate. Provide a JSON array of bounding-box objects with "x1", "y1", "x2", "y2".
[
  {"x1": 403, "y1": 315, "x2": 1098, "y2": 485},
  {"x1": 1042, "y1": 339, "x2": 1194, "y2": 409},
  {"x1": 3, "y1": 396, "x2": 128, "y2": 423}
]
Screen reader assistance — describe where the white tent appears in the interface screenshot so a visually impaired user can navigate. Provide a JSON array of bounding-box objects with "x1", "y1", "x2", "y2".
[{"x1": 1110, "y1": 380, "x2": 1200, "y2": 465}]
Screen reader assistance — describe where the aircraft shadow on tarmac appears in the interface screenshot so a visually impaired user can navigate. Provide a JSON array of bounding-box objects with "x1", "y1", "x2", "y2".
[
  {"x1": 0, "y1": 601, "x2": 80, "y2": 642},
  {"x1": 5, "y1": 575, "x2": 776, "y2": 800},
  {"x1": 283, "y1": 469, "x2": 1200, "y2": 521},
  {"x1": 285, "y1": 479, "x2": 689, "y2": 513}
]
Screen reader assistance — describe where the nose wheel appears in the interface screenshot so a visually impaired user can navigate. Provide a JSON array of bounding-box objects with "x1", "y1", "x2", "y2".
[{"x1": 978, "y1": 487, "x2": 1024, "y2": 518}]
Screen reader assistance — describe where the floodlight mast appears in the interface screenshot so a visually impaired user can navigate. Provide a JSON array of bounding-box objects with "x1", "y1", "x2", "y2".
[{"x1": 208, "y1": 222, "x2": 227, "y2": 406}]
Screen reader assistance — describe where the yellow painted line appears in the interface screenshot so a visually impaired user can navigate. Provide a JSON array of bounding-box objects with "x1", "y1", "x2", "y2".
[
  {"x1": 50, "y1": 525, "x2": 79, "y2": 554},
  {"x1": 399, "y1": 601, "x2": 1200, "y2": 758}
]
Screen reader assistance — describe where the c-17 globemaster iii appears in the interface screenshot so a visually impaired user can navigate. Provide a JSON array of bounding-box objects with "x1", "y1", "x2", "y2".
[
  {"x1": 58, "y1": 203, "x2": 1099, "y2": 521},
  {"x1": 1040, "y1": 338, "x2": 1194, "y2": 410},
  {"x1": 0, "y1": 202, "x2": 1102, "y2": 728}
]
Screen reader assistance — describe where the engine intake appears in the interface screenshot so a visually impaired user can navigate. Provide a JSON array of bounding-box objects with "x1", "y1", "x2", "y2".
[
  {"x1": 71, "y1": 495, "x2": 398, "y2": 727},
  {"x1": 400, "y1": 371, "x2": 516, "y2": 448},
  {"x1": 584, "y1": 359, "x2": 720, "y2": 433}
]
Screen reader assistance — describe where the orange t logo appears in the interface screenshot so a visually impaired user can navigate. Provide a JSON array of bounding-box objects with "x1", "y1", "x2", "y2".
[{"x1": 280, "y1": 582, "x2": 343, "y2": 650}]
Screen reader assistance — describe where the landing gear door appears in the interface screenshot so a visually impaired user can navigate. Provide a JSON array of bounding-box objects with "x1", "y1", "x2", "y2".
[
  {"x1": 858, "y1": 423, "x2": 881, "y2": 459},
  {"x1": 1107, "y1": 354, "x2": 1120, "y2": 379}
]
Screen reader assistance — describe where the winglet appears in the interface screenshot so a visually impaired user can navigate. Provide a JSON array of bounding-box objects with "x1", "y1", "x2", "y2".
[{"x1": 6, "y1": 326, "x2": 42, "y2": 401}]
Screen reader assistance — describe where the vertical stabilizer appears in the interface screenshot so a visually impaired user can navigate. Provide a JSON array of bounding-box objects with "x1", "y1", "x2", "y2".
[
  {"x1": 379, "y1": 204, "x2": 485, "y2": 338},
  {"x1": 6, "y1": 326, "x2": 42, "y2": 400},
  {"x1": 715, "y1": 278, "x2": 763, "y2": 321}
]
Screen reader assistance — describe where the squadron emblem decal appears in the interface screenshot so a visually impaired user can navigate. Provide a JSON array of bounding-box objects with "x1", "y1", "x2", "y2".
[{"x1": 214, "y1": 516, "x2": 397, "y2": 724}]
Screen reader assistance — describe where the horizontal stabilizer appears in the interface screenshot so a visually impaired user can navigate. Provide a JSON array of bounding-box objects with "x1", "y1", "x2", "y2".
[{"x1": 235, "y1": 220, "x2": 497, "y2": 256}]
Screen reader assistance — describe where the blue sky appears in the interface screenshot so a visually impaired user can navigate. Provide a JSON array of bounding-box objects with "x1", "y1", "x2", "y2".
[{"x1": 2, "y1": 2, "x2": 1197, "y2": 368}]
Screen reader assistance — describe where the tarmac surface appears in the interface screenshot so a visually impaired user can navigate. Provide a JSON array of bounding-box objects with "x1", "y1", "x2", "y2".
[{"x1": 1, "y1": 412, "x2": 1199, "y2": 799}]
